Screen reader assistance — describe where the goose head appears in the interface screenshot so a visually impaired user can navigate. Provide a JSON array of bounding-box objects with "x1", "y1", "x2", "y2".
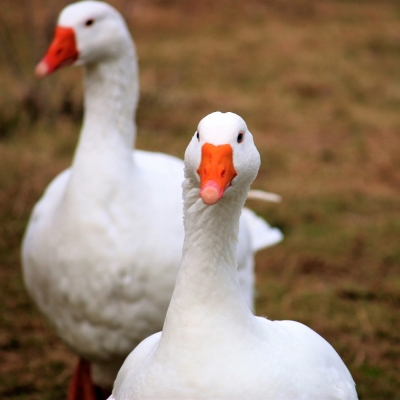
[
  {"x1": 185, "y1": 112, "x2": 261, "y2": 205},
  {"x1": 35, "y1": 1, "x2": 132, "y2": 77}
]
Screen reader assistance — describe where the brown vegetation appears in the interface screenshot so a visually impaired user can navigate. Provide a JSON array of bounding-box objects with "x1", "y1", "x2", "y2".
[{"x1": 1, "y1": 0, "x2": 400, "y2": 398}]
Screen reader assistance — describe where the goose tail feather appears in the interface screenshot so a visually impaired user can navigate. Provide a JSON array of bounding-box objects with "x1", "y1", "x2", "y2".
[{"x1": 241, "y1": 207, "x2": 283, "y2": 252}]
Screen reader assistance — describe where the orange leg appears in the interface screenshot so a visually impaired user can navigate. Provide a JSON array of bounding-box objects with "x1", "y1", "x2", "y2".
[{"x1": 67, "y1": 358, "x2": 97, "y2": 400}]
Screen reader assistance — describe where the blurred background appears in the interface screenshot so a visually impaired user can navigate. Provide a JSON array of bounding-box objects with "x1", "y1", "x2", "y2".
[{"x1": 1, "y1": 0, "x2": 399, "y2": 398}]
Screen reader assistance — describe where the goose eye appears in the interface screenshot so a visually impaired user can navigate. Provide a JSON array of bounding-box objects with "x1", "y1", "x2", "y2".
[
  {"x1": 85, "y1": 19, "x2": 95, "y2": 27},
  {"x1": 196, "y1": 131, "x2": 200, "y2": 141},
  {"x1": 237, "y1": 133, "x2": 244, "y2": 143}
]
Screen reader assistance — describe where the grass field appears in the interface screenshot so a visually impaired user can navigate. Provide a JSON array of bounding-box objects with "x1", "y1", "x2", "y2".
[{"x1": 1, "y1": 0, "x2": 400, "y2": 398}]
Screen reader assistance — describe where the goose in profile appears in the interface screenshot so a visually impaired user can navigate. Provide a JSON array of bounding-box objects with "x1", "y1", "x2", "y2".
[
  {"x1": 110, "y1": 112, "x2": 357, "y2": 400},
  {"x1": 22, "y1": 2, "x2": 283, "y2": 399}
]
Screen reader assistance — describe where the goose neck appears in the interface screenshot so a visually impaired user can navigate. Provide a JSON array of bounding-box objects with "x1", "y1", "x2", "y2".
[
  {"x1": 161, "y1": 181, "x2": 253, "y2": 343},
  {"x1": 74, "y1": 50, "x2": 139, "y2": 164}
]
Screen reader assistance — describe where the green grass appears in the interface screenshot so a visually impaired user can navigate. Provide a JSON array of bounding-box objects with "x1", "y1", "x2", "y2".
[{"x1": 1, "y1": 0, "x2": 400, "y2": 398}]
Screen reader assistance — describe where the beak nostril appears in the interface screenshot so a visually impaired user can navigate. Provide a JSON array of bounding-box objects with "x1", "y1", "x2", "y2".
[
  {"x1": 56, "y1": 49, "x2": 63, "y2": 56},
  {"x1": 221, "y1": 170, "x2": 225, "y2": 178}
]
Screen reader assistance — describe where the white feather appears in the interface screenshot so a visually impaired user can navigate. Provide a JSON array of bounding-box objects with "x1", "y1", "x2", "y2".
[
  {"x1": 22, "y1": 2, "x2": 282, "y2": 389},
  {"x1": 111, "y1": 112, "x2": 357, "y2": 400}
]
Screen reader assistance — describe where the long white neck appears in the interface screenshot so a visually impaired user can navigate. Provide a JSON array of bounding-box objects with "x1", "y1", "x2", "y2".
[
  {"x1": 159, "y1": 178, "x2": 254, "y2": 349},
  {"x1": 69, "y1": 47, "x2": 139, "y2": 194}
]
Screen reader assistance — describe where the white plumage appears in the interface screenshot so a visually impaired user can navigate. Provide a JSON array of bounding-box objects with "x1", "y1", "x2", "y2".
[
  {"x1": 110, "y1": 112, "x2": 357, "y2": 400},
  {"x1": 22, "y1": 1, "x2": 282, "y2": 390}
]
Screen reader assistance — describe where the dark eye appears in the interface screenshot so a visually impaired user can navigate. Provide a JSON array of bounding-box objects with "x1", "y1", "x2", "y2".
[
  {"x1": 237, "y1": 132, "x2": 244, "y2": 143},
  {"x1": 196, "y1": 131, "x2": 200, "y2": 141},
  {"x1": 85, "y1": 19, "x2": 95, "y2": 27}
]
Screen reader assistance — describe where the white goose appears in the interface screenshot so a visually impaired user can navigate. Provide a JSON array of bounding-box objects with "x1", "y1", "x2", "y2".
[
  {"x1": 110, "y1": 112, "x2": 358, "y2": 400},
  {"x1": 22, "y1": 2, "x2": 282, "y2": 399}
]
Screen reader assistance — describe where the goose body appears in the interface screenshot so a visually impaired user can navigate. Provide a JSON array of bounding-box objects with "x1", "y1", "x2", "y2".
[
  {"x1": 110, "y1": 112, "x2": 357, "y2": 400},
  {"x1": 22, "y1": 1, "x2": 282, "y2": 395}
]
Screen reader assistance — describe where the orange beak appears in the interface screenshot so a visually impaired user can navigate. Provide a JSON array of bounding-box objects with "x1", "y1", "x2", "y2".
[
  {"x1": 35, "y1": 26, "x2": 78, "y2": 77},
  {"x1": 197, "y1": 143, "x2": 237, "y2": 205}
]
